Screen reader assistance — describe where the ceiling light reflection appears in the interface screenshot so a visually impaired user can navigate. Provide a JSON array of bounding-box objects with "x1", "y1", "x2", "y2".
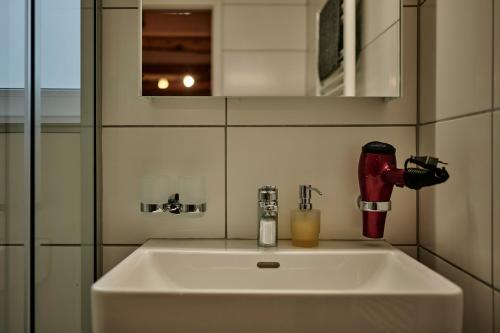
[
  {"x1": 157, "y1": 78, "x2": 169, "y2": 89},
  {"x1": 183, "y1": 75, "x2": 195, "y2": 88}
]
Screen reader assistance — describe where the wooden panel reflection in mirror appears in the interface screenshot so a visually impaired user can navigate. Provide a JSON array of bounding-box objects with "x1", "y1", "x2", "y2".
[{"x1": 142, "y1": 9, "x2": 212, "y2": 96}]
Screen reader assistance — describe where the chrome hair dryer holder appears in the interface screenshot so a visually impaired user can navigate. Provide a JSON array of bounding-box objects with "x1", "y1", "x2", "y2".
[
  {"x1": 357, "y1": 196, "x2": 392, "y2": 213},
  {"x1": 140, "y1": 193, "x2": 207, "y2": 215}
]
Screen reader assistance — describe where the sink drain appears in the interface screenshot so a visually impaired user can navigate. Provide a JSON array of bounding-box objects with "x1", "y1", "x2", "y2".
[{"x1": 257, "y1": 262, "x2": 280, "y2": 269}]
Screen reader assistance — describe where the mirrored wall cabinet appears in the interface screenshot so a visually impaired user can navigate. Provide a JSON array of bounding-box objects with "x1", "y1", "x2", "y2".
[{"x1": 139, "y1": 0, "x2": 402, "y2": 98}]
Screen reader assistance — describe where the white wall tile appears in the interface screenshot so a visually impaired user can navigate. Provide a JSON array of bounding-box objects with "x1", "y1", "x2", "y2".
[
  {"x1": 38, "y1": 133, "x2": 81, "y2": 244},
  {"x1": 36, "y1": 246, "x2": 81, "y2": 333},
  {"x1": 40, "y1": 90, "x2": 80, "y2": 122},
  {"x1": 103, "y1": 245, "x2": 138, "y2": 274},
  {"x1": 102, "y1": 128, "x2": 225, "y2": 243},
  {"x1": 0, "y1": 134, "x2": 5, "y2": 242},
  {"x1": 102, "y1": 0, "x2": 309, "y2": 7},
  {"x1": 404, "y1": 0, "x2": 418, "y2": 5},
  {"x1": 224, "y1": 0, "x2": 306, "y2": 4},
  {"x1": 0, "y1": 133, "x2": 25, "y2": 244},
  {"x1": 419, "y1": 113, "x2": 492, "y2": 282},
  {"x1": 0, "y1": 246, "x2": 24, "y2": 333},
  {"x1": 9, "y1": 246, "x2": 25, "y2": 333},
  {"x1": 223, "y1": 51, "x2": 306, "y2": 96},
  {"x1": 494, "y1": 111, "x2": 500, "y2": 288},
  {"x1": 0, "y1": 90, "x2": 81, "y2": 123},
  {"x1": 420, "y1": 0, "x2": 493, "y2": 123},
  {"x1": 227, "y1": 7, "x2": 417, "y2": 125},
  {"x1": 420, "y1": 248, "x2": 493, "y2": 333},
  {"x1": 0, "y1": 135, "x2": 81, "y2": 249},
  {"x1": 356, "y1": 23, "x2": 400, "y2": 97},
  {"x1": 112, "y1": 0, "x2": 308, "y2": 7},
  {"x1": 103, "y1": 0, "x2": 138, "y2": 7},
  {"x1": 227, "y1": 126, "x2": 416, "y2": 243},
  {"x1": 0, "y1": 246, "x2": 4, "y2": 332},
  {"x1": 227, "y1": 96, "x2": 414, "y2": 125},
  {"x1": 223, "y1": 5, "x2": 306, "y2": 51},
  {"x1": 359, "y1": 0, "x2": 400, "y2": 49},
  {"x1": 102, "y1": 9, "x2": 225, "y2": 125}
]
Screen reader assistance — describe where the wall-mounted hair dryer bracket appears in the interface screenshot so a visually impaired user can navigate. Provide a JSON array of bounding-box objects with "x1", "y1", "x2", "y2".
[
  {"x1": 357, "y1": 196, "x2": 392, "y2": 212},
  {"x1": 357, "y1": 141, "x2": 450, "y2": 239}
]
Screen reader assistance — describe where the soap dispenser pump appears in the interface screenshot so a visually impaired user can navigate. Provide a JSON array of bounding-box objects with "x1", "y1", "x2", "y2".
[{"x1": 291, "y1": 185, "x2": 322, "y2": 247}]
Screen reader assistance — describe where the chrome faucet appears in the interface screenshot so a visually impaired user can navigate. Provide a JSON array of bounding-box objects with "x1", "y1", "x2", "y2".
[{"x1": 257, "y1": 186, "x2": 278, "y2": 247}]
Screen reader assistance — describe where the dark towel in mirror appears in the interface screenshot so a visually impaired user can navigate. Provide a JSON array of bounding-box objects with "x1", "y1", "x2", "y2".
[{"x1": 318, "y1": 0, "x2": 342, "y2": 81}]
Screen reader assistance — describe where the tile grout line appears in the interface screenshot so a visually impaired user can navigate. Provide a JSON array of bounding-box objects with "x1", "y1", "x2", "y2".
[
  {"x1": 102, "y1": 244, "x2": 143, "y2": 247},
  {"x1": 0, "y1": 243, "x2": 94, "y2": 247},
  {"x1": 491, "y1": 110, "x2": 495, "y2": 333},
  {"x1": 102, "y1": 4, "x2": 419, "y2": 9},
  {"x1": 100, "y1": 241, "x2": 418, "y2": 246},
  {"x1": 224, "y1": 49, "x2": 310, "y2": 53},
  {"x1": 216, "y1": 3, "x2": 306, "y2": 7},
  {"x1": 491, "y1": 0, "x2": 496, "y2": 330},
  {"x1": 39, "y1": 244, "x2": 83, "y2": 247},
  {"x1": 416, "y1": 0, "x2": 421, "y2": 261},
  {"x1": 101, "y1": 124, "x2": 417, "y2": 128},
  {"x1": 225, "y1": 98, "x2": 228, "y2": 239},
  {"x1": 227, "y1": 124, "x2": 416, "y2": 127},
  {"x1": 420, "y1": 245, "x2": 494, "y2": 289},
  {"x1": 420, "y1": 109, "x2": 493, "y2": 126},
  {"x1": 102, "y1": 7, "x2": 137, "y2": 9},
  {"x1": 102, "y1": 125, "x2": 225, "y2": 128}
]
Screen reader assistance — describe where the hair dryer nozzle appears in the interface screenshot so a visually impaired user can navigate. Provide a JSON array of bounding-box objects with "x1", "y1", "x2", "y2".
[{"x1": 362, "y1": 212, "x2": 387, "y2": 239}]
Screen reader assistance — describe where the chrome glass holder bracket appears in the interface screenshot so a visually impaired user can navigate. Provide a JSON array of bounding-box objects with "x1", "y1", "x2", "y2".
[{"x1": 140, "y1": 193, "x2": 207, "y2": 215}]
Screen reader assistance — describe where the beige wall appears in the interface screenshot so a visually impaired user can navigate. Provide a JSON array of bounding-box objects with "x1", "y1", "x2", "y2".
[
  {"x1": 418, "y1": 0, "x2": 498, "y2": 332},
  {"x1": 101, "y1": 0, "x2": 419, "y2": 271}
]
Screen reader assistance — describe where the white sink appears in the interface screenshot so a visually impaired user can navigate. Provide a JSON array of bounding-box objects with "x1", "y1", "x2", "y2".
[{"x1": 92, "y1": 240, "x2": 462, "y2": 333}]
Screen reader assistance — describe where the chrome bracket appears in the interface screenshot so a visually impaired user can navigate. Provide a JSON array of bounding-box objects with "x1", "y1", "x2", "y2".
[
  {"x1": 357, "y1": 195, "x2": 392, "y2": 212},
  {"x1": 140, "y1": 193, "x2": 207, "y2": 215}
]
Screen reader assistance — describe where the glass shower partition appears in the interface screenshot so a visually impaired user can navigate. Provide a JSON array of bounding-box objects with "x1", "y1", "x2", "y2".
[
  {"x1": 0, "y1": 0, "x2": 97, "y2": 332},
  {"x1": 35, "y1": 0, "x2": 97, "y2": 332},
  {"x1": 0, "y1": 0, "x2": 29, "y2": 332}
]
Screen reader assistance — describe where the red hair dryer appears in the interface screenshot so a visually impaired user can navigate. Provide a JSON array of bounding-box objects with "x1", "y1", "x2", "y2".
[{"x1": 358, "y1": 141, "x2": 449, "y2": 239}]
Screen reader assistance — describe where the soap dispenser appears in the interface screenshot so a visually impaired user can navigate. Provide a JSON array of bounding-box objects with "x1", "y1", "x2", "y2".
[{"x1": 291, "y1": 185, "x2": 322, "y2": 247}]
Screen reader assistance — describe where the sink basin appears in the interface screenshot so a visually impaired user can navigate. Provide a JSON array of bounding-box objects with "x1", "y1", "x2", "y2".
[{"x1": 92, "y1": 240, "x2": 462, "y2": 333}]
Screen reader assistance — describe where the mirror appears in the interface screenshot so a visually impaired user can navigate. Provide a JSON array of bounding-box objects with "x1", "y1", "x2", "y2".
[{"x1": 140, "y1": 0, "x2": 402, "y2": 97}]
